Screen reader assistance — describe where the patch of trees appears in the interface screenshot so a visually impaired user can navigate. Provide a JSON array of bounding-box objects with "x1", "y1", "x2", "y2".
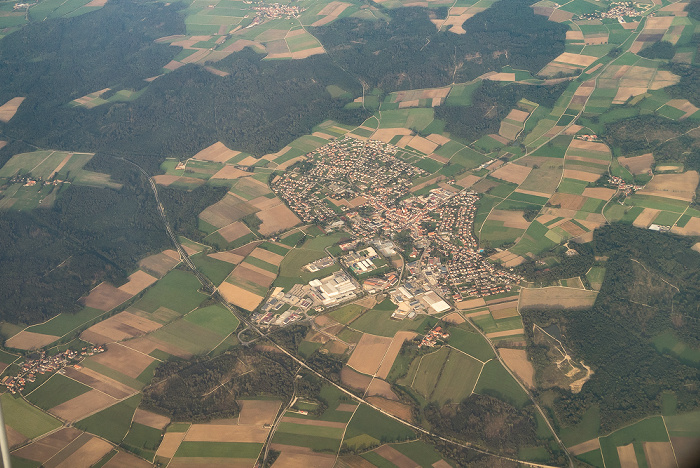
[
  {"x1": 517, "y1": 242, "x2": 594, "y2": 283},
  {"x1": 313, "y1": 0, "x2": 567, "y2": 90},
  {"x1": 142, "y1": 349, "x2": 297, "y2": 421},
  {"x1": 666, "y1": 62, "x2": 700, "y2": 108},
  {"x1": 0, "y1": 181, "x2": 170, "y2": 324},
  {"x1": 687, "y1": 0, "x2": 700, "y2": 20},
  {"x1": 436, "y1": 80, "x2": 568, "y2": 142},
  {"x1": 521, "y1": 224, "x2": 700, "y2": 433},
  {"x1": 159, "y1": 185, "x2": 228, "y2": 241},
  {"x1": 424, "y1": 394, "x2": 548, "y2": 457},
  {"x1": 637, "y1": 41, "x2": 676, "y2": 60}
]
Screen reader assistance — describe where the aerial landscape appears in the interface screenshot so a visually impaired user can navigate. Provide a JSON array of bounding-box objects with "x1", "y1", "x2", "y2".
[{"x1": 1, "y1": 0, "x2": 700, "y2": 465}]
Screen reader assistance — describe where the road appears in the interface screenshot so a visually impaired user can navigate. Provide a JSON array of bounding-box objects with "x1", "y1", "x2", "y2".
[{"x1": 123, "y1": 156, "x2": 565, "y2": 468}]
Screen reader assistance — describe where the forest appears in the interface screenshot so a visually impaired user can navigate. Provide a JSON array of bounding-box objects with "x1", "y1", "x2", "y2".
[
  {"x1": 314, "y1": 0, "x2": 567, "y2": 90},
  {"x1": 0, "y1": 177, "x2": 171, "y2": 324},
  {"x1": 522, "y1": 225, "x2": 700, "y2": 433}
]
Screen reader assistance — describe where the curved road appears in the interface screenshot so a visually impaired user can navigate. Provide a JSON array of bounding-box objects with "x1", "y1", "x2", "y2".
[{"x1": 125, "y1": 157, "x2": 565, "y2": 468}]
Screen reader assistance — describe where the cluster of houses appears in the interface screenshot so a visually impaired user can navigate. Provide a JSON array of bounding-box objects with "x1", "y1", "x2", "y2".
[
  {"x1": 2, "y1": 346, "x2": 105, "y2": 394},
  {"x1": 609, "y1": 175, "x2": 643, "y2": 195},
  {"x1": 574, "y1": 1, "x2": 647, "y2": 20},
  {"x1": 272, "y1": 137, "x2": 425, "y2": 226},
  {"x1": 418, "y1": 326, "x2": 450, "y2": 348}
]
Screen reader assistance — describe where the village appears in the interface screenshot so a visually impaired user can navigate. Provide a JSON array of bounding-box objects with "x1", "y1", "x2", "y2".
[
  {"x1": 1, "y1": 345, "x2": 105, "y2": 394},
  {"x1": 267, "y1": 137, "x2": 523, "y2": 324},
  {"x1": 573, "y1": 1, "x2": 648, "y2": 21}
]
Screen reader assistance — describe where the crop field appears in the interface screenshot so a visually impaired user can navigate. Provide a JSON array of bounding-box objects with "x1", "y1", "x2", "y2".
[
  {"x1": 447, "y1": 326, "x2": 495, "y2": 362},
  {"x1": 2, "y1": 393, "x2": 62, "y2": 442},
  {"x1": 148, "y1": 316, "x2": 230, "y2": 356},
  {"x1": 598, "y1": 416, "x2": 670, "y2": 468},
  {"x1": 131, "y1": 270, "x2": 207, "y2": 316},
  {"x1": 346, "y1": 333, "x2": 393, "y2": 376},
  {"x1": 519, "y1": 286, "x2": 598, "y2": 310},
  {"x1": 74, "y1": 394, "x2": 141, "y2": 444},
  {"x1": 473, "y1": 360, "x2": 529, "y2": 408},
  {"x1": 26, "y1": 373, "x2": 92, "y2": 410},
  {"x1": 344, "y1": 404, "x2": 415, "y2": 449},
  {"x1": 198, "y1": 192, "x2": 259, "y2": 229}
]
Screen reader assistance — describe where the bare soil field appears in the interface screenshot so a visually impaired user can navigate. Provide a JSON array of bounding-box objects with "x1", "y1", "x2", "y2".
[
  {"x1": 346, "y1": 334, "x2": 393, "y2": 376},
  {"x1": 338, "y1": 455, "x2": 377, "y2": 467},
  {"x1": 672, "y1": 217, "x2": 700, "y2": 236},
  {"x1": 553, "y1": 52, "x2": 597, "y2": 67},
  {"x1": 559, "y1": 220, "x2": 587, "y2": 238},
  {"x1": 372, "y1": 128, "x2": 412, "y2": 143},
  {"x1": 81, "y1": 283, "x2": 132, "y2": 312},
  {"x1": 133, "y1": 408, "x2": 170, "y2": 429},
  {"x1": 63, "y1": 366, "x2": 136, "y2": 399},
  {"x1": 218, "y1": 283, "x2": 264, "y2": 311},
  {"x1": 194, "y1": 142, "x2": 240, "y2": 163},
  {"x1": 0, "y1": 97, "x2": 25, "y2": 123},
  {"x1": 291, "y1": 47, "x2": 325, "y2": 59},
  {"x1": 442, "y1": 312, "x2": 465, "y2": 324},
  {"x1": 340, "y1": 366, "x2": 372, "y2": 391},
  {"x1": 643, "y1": 441, "x2": 676, "y2": 468},
  {"x1": 374, "y1": 445, "x2": 418, "y2": 468},
  {"x1": 231, "y1": 265, "x2": 275, "y2": 288},
  {"x1": 550, "y1": 193, "x2": 587, "y2": 211},
  {"x1": 153, "y1": 174, "x2": 181, "y2": 186},
  {"x1": 426, "y1": 133, "x2": 451, "y2": 145},
  {"x1": 89, "y1": 342, "x2": 156, "y2": 378},
  {"x1": 238, "y1": 399, "x2": 281, "y2": 426},
  {"x1": 490, "y1": 305, "x2": 519, "y2": 320},
  {"x1": 210, "y1": 250, "x2": 246, "y2": 264},
  {"x1": 211, "y1": 166, "x2": 250, "y2": 180},
  {"x1": 520, "y1": 287, "x2": 597, "y2": 310},
  {"x1": 50, "y1": 390, "x2": 116, "y2": 422},
  {"x1": 638, "y1": 171, "x2": 699, "y2": 202},
  {"x1": 249, "y1": 195, "x2": 281, "y2": 211},
  {"x1": 139, "y1": 251, "x2": 180, "y2": 277},
  {"x1": 549, "y1": 9, "x2": 573, "y2": 22},
  {"x1": 670, "y1": 436, "x2": 700, "y2": 467},
  {"x1": 232, "y1": 241, "x2": 262, "y2": 258},
  {"x1": 488, "y1": 210, "x2": 531, "y2": 229},
  {"x1": 366, "y1": 397, "x2": 413, "y2": 422},
  {"x1": 168, "y1": 457, "x2": 255, "y2": 467},
  {"x1": 199, "y1": 193, "x2": 258, "y2": 228},
  {"x1": 217, "y1": 222, "x2": 251, "y2": 243},
  {"x1": 617, "y1": 443, "x2": 639, "y2": 468},
  {"x1": 272, "y1": 451, "x2": 335, "y2": 468},
  {"x1": 118, "y1": 270, "x2": 157, "y2": 296},
  {"x1": 562, "y1": 169, "x2": 601, "y2": 182},
  {"x1": 499, "y1": 348, "x2": 535, "y2": 388},
  {"x1": 618, "y1": 153, "x2": 653, "y2": 174},
  {"x1": 102, "y1": 450, "x2": 154, "y2": 468},
  {"x1": 52, "y1": 436, "x2": 112, "y2": 468},
  {"x1": 376, "y1": 331, "x2": 418, "y2": 379},
  {"x1": 486, "y1": 329, "x2": 525, "y2": 339},
  {"x1": 455, "y1": 297, "x2": 487, "y2": 310},
  {"x1": 406, "y1": 135, "x2": 439, "y2": 154},
  {"x1": 582, "y1": 187, "x2": 616, "y2": 200},
  {"x1": 280, "y1": 417, "x2": 345, "y2": 429},
  {"x1": 568, "y1": 139, "x2": 610, "y2": 154},
  {"x1": 156, "y1": 431, "x2": 186, "y2": 459},
  {"x1": 185, "y1": 424, "x2": 269, "y2": 443},
  {"x1": 366, "y1": 378, "x2": 398, "y2": 400},
  {"x1": 257, "y1": 204, "x2": 301, "y2": 236},
  {"x1": 6, "y1": 331, "x2": 60, "y2": 350},
  {"x1": 13, "y1": 427, "x2": 82, "y2": 463},
  {"x1": 249, "y1": 248, "x2": 285, "y2": 266},
  {"x1": 336, "y1": 403, "x2": 358, "y2": 412},
  {"x1": 568, "y1": 438, "x2": 600, "y2": 455},
  {"x1": 633, "y1": 208, "x2": 660, "y2": 228},
  {"x1": 491, "y1": 164, "x2": 532, "y2": 185}
]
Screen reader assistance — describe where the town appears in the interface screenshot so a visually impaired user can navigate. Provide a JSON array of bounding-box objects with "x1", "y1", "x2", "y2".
[{"x1": 266, "y1": 137, "x2": 523, "y2": 324}]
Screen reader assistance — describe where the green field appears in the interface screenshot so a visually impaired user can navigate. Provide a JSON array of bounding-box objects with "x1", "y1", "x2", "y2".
[
  {"x1": 599, "y1": 416, "x2": 669, "y2": 468},
  {"x1": 183, "y1": 304, "x2": 240, "y2": 337},
  {"x1": 390, "y1": 440, "x2": 445, "y2": 467},
  {"x1": 75, "y1": 394, "x2": 141, "y2": 443},
  {"x1": 560, "y1": 405, "x2": 601, "y2": 447},
  {"x1": 328, "y1": 304, "x2": 365, "y2": 324},
  {"x1": 1, "y1": 394, "x2": 62, "y2": 439},
  {"x1": 191, "y1": 253, "x2": 236, "y2": 284},
  {"x1": 277, "y1": 421, "x2": 345, "y2": 438},
  {"x1": 447, "y1": 326, "x2": 495, "y2": 362},
  {"x1": 122, "y1": 422, "x2": 163, "y2": 453},
  {"x1": 132, "y1": 270, "x2": 207, "y2": 315},
  {"x1": 473, "y1": 360, "x2": 529, "y2": 408},
  {"x1": 350, "y1": 308, "x2": 430, "y2": 337},
  {"x1": 150, "y1": 317, "x2": 227, "y2": 355},
  {"x1": 26, "y1": 373, "x2": 91, "y2": 409},
  {"x1": 174, "y1": 441, "x2": 263, "y2": 458},
  {"x1": 344, "y1": 403, "x2": 415, "y2": 444},
  {"x1": 26, "y1": 307, "x2": 104, "y2": 337}
]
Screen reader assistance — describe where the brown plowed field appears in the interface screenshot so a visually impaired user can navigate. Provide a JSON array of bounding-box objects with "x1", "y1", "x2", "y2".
[
  {"x1": 257, "y1": 204, "x2": 301, "y2": 236},
  {"x1": 249, "y1": 248, "x2": 285, "y2": 265},
  {"x1": 209, "y1": 250, "x2": 246, "y2": 264},
  {"x1": 272, "y1": 452, "x2": 335, "y2": 468},
  {"x1": 184, "y1": 424, "x2": 269, "y2": 443},
  {"x1": 340, "y1": 366, "x2": 372, "y2": 391},
  {"x1": 103, "y1": 450, "x2": 154, "y2": 468},
  {"x1": 52, "y1": 436, "x2": 112, "y2": 468},
  {"x1": 193, "y1": 142, "x2": 240, "y2": 163},
  {"x1": 218, "y1": 283, "x2": 264, "y2": 311},
  {"x1": 499, "y1": 348, "x2": 535, "y2": 388},
  {"x1": 82, "y1": 311, "x2": 162, "y2": 343},
  {"x1": 88, "y1": 343, "x2": 155, "y2": 378},
  {"x1": 231, "y1": 265, "x2": 275, "y2": 287},
  {"x1": 569, "y1": 438, "x2": 600, "y2": 455},
  {"x1": 63, "y1": 366, "x2": 136, "y2": 399},
  {"x1": 168, "y1": 458, "x2": 256, "y2": 468},
  {"x1": 376, "y1": 331, "x2": 418, "y2": 379},
  {"x1": 279, "y1": 417, "x2": 345, "y2": 428},
  {"x1": 50, "y1": 390, "x2": 116, "y2": 422},
  {"x1": 366, "y1": 378, "x2": 398, "y2": 400},
  {"x1": 156, "y1": 432, "x2": 186, "y2": 459},
  {"x1": 6, "y1": 331, "x2": 60, "y2": 350},
  {"x1": 520, "y1": 287, "x2": 597, "y2": 310},
  {"x1": 617, "y1": 443, "x2": 639, "y2": 468},
  {"x1": 81, "y1": 283, "x2": 132, "y2": 312},
  {"x1": 118, "y1": 270, "x2": 157, "y2": 295},
  {"x1": 374, "y1": 445, "x2": 418, "y2": 468},
  {"x1": 139, "y1": 251, "x2": 180, "y2": 277},
  {"x1": 347, "y1": 334, "x2": 393, "y2": 376},
  {"x1": 133, "y1": 408, "x2": 170, "y2": 429},
  {"x1": 643, "y1": 441, "x2": 676, "y2": 468},
  {"x1": 13, "y1": 427, "x2": 82, "y2": 463}
]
